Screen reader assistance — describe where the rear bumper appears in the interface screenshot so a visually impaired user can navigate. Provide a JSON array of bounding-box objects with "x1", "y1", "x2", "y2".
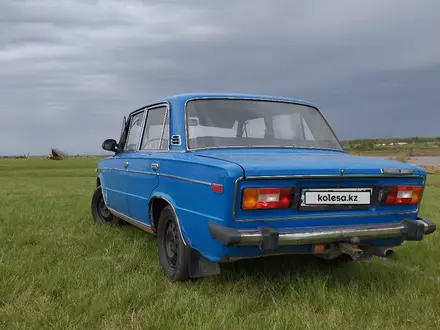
[{"x1": 208, "y1": 217, "x2": 436, "y2": 251}]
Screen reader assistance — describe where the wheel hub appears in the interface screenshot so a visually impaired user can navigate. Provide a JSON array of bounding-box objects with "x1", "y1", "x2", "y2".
[{"x1": 165, "y1": 222, "x2": 179, "y2": 266}]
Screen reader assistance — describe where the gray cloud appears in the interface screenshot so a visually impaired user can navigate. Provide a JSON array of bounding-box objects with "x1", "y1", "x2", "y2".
[{"x1": 1, "y1": 0, "x2": 439, "y2": 155}]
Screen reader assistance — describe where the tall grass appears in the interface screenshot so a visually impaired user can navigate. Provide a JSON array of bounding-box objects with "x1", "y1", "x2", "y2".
[{"x1": 0, "y1": 158, "x2": 439, "y2": 329}]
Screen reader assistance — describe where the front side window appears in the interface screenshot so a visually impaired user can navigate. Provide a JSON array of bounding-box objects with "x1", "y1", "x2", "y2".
[
  {"x1": 141, "y1": 106, "x2": 168, "y2": 150},
  {"x1": 124, "y1": 111, "x2": 145, "y2": 151},
  {"x1": 185, "y1": 99, "x2": 342, "y2": 150}
]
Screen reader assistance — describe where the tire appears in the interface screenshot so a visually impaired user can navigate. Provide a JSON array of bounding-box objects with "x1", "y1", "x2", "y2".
[
  {"x1": 91, "y1": 186, "x2": 123, "y2": 226},
  {"x1": 157, "y1": 206, "x2": 192, "y2": 281}
]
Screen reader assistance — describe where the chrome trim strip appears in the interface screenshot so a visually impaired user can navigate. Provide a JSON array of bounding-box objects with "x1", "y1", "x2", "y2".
[
  {"x1": 137, "y1": 109, "x2": 148, "y2": 151},
  {"x1": 159, "y1": 106, "x2": 168, "y2": 150},
  {"x1": 100, "y1": 167, "x2": 157, "y2": 175},
  {"x1": 159, "y1": 173, "x2": 212, "y2": 186},
  {"x1": 128, "y1": 101, "x2": 170, "y2": 118},
  {"x1": 130, "y1": 169, "x2": 157, "y2": 175},
  {"x1": 234, "y1": 221, "x2": 431, "y2": 246},
  {"x1": 420, "y1": 176, "x2": 426, "y2": 207},
  {"x1": 245, "y1": 174, "x2": 423, "y2": 180},
  {"x1": 100, "y1": 167, "x2": 124, "y2": 172},
  {"x1": 232, "y1": 176, "x2": 244, "y2": 219},
  {"x1": 140, "y1": 150, "x2": 174, "y2": 153},
  {"x1": 186, "y1": 145, "x2": 345, "y2": 153},
  {"x1": 99, "y1": 167, "x2": 213, "y2": 186},
  {"x1": 108, "y1": 207, "x2": 154, "y2": 234},
  {"x1": 233, "y1": 210, "x2": 417, "y2": 222},
  {"x1": 183, "y1": 96, "x2": 345, "y2": 152},
  {"x1": 381, "y1": 168, "x2": 414, "y2": 175}
]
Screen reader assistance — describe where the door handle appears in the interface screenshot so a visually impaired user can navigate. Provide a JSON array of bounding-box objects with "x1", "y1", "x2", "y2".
[
  {"x1": 151, "y1": 162, "x2": 159, "y2": 171},
  {"x1": 123, "y1": 161, "x2": 129, "y2": 168}
]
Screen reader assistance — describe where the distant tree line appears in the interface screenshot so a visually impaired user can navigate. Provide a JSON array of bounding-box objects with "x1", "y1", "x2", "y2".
[{"x1": 341, "y1": 136, "x2": 440, "y2": 151}]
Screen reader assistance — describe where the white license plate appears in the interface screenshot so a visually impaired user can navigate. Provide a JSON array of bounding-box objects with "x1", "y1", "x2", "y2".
[{"x1": 301, "y1": 188, "x2": 372, "y2": 206}]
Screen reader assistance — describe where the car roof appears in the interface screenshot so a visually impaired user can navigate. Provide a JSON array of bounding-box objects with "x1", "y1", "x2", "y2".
[
  {"x1": 158, "y1": 93, "x2": 314, "y2": 106},
  {"x1": 129, "y1": 93, "x2": 316, "y2": 117}
]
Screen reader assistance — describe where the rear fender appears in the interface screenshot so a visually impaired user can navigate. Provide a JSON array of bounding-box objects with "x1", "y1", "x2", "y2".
[{"x1": 149, "y1": 191, "x2": 189, "y2": 246}]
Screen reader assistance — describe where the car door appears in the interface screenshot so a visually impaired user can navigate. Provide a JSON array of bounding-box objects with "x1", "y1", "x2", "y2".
[
  {"x1": 126, "y1": 104, "x2": 169, "y2": 225},
  {"x1": 104, "y1": 109, "x2": 146, "y2": 217}
]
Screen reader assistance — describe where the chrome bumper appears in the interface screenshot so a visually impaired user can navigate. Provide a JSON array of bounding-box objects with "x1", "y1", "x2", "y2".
[{"x1": 208, "y1": 218, "x2": 436, "y2": 251}]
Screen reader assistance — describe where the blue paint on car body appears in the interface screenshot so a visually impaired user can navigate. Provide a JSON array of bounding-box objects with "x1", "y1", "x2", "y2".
[{"x1": 93, "y1": 93, "x2": 436, "y2": 280}]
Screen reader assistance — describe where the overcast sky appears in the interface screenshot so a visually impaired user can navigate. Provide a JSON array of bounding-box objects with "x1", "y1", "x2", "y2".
[{"x1": 1, "y1": 0, "x2": 439, "y2": 155}]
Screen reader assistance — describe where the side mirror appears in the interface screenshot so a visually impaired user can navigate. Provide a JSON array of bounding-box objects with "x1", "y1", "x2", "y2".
[{"x1": 102, "y1": 139, "x2": 118, "y2": 152}]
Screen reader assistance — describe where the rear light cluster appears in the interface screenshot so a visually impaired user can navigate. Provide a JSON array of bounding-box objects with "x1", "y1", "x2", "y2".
[
  {"x1": 384, "y1": 185, "x2": 422, "y2": 205},
  {"x1": 242, "y1": 187, "x2": 292, "y2": 210},
  {"x1": 240, "y1": 184, "x2": 423, "y2": 210}
]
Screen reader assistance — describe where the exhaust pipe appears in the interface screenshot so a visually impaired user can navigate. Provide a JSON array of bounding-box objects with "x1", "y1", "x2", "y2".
[
  {"x1": 373, "y1": 247, "x2": 394, "y2": 258},
  {"x1": 312, "y1": 242, "x2": 374, "y2": 261},
  {"x1": 340, "y1": 243, "x2": 363, "y2": 260}
]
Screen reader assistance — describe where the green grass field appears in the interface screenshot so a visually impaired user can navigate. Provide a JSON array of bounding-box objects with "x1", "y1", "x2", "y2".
[{"x1": 1, "y1": 158, "x2": 439, "y2": 329}]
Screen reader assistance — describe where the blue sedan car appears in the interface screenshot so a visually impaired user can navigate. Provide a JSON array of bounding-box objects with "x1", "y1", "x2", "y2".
[{"x1": 91, "y1": 93, "x2": 436, "y2": 281}]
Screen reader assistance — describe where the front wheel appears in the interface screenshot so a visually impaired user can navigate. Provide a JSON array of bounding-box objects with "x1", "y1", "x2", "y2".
[
  {"x1": 157, "y1": 206, "x2": 192, "y2": 281},
  {"x1": 91, "y1": 186, "x2": 123, "y2": 226}
]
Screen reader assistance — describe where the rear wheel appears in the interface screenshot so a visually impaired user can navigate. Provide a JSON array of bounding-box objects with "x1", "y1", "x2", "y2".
[
  {"x1": 91, "y1": 186, "x2": 123, "y2": 226},
  {"x1": 157, "y1": 206, "x2": 192, "y2": 281}
]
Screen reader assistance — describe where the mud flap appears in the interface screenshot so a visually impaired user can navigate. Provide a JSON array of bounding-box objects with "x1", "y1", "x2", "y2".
[{"x1": 188, "y1": 250, "x2": 221, "y2": 279}]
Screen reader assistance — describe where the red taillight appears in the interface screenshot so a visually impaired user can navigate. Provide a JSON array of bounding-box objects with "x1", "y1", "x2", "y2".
[
  {"x1": 242, "y1": 187, "x2": 292, "y2": 210},
  {"x1": 385, "y1": 185, "x2": 422, "y2": 205}
]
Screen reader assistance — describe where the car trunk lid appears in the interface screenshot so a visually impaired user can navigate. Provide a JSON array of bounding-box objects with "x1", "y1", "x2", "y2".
[{"x1": 195, "y1": 149, "x2": 421, "y2": 177}]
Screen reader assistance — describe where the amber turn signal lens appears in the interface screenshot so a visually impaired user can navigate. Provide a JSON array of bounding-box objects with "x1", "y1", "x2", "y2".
[
  {"x1": 411, "y1": 185, "x2": 422, "y2": 204},
  {"x1": 242, "y1": 188, "x2": 258, "y2": 210}
]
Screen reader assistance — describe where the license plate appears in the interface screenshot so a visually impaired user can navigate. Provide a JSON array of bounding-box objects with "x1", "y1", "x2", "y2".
[{"x1": 301, "y1": 188, "x2": 372, "y2": 206}]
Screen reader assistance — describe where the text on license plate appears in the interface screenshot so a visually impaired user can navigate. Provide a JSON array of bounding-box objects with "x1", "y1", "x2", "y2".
[{"x1": 301, "y1": 188, "x2": 372, "y2": 205}]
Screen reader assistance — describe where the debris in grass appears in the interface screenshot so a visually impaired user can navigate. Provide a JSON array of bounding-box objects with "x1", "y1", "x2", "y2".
[{"x1": 48, "y1": 148, "x2": 65, "y2": 160}]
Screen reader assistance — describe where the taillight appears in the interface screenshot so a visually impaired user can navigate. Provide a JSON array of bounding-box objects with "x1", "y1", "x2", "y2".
[
  {"x1": 242, "y1": 187, "x2": 292, "y2": 210},
  {"x1": 384, "y1": 185, "x2": 422, "y2": 205}
]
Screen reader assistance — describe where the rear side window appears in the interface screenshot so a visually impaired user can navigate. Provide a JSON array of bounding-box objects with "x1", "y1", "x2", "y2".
[{"x1": 141, "y1": 106, "x2": 168, "y2": 150}]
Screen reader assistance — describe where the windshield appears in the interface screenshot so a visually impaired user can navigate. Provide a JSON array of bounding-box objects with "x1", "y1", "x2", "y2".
[{"x1": 185, "y1": 99, "x2": 343, "y2": 151}]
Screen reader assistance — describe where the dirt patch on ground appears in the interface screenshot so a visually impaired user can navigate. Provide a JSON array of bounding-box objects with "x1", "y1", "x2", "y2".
[{"x1": 420, "y1": 165, "x2": 440, "y2": 174}]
